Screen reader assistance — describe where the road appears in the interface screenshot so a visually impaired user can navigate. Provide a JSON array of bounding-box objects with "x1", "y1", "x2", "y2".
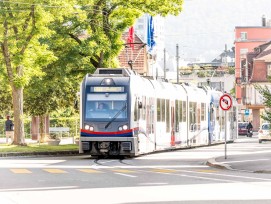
[{"x1": 0, "y1": 136, "x2": 271, "y2": 204}]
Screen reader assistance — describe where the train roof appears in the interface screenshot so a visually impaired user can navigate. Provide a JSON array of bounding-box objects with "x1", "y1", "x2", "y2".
[{"x1": 91, "y1": 68, "x2": 137, "y2": 77}]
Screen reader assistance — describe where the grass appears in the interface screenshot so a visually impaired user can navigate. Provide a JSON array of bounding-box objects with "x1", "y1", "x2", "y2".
[{"x1": 0, "y1": 143, "x2": 79, "y2": 153}]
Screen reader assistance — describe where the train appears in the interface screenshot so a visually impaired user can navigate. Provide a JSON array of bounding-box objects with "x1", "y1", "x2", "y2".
[{"x1": 79, "y1": 68, "x2": 238, "y2": 157}]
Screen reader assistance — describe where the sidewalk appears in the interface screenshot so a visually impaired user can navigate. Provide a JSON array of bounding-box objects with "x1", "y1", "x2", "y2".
[
  {"x1": 0, "y1": 137, "x2": 79, "y2": 157},
  {"x1": 0, "y1": 137, "x2": 75, "y2": 145},
  {"x1": 207, "y1": 136, "x2": 271, "y2": 173}
]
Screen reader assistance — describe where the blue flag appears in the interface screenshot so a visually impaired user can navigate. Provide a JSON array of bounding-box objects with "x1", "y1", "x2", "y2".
[{"x1": 147, "y1": 15, "x2": 155, "y2": 53}]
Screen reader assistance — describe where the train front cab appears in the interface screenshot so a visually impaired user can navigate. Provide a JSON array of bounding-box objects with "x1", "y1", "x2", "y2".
[
  {"x1": 79, "y1": 69, "x2": 138, "y2": 157},
  {"x1": 207, "y1": 90, "x2": 237, "y2": 144}
]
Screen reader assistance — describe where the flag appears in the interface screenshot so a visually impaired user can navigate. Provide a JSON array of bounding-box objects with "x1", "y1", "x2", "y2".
[
  {"x1": 147, "y1": 15, "x2": 155, "y2": 53},
  {"x1": 127, "y1": 26, "x2": 134, "y2": 50}
]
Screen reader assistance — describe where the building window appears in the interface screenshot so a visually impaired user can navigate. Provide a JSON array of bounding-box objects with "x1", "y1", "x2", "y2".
[
  {"x1": 240, "y1": 48, "x2": 248, "y2": 55},
  {"x1": 267, "y1": 64, "x2": 271, "y2": 76},
  {"x1": 240, "y1": 32, "x2": 247, "y2": 41}
]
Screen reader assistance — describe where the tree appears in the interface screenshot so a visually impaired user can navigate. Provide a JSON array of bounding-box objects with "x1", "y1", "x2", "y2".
[
  {"x1": 55, "y1": 0, "x2": 184, "y2": 70},
  {"x1": 1, "y1": 0, "x2": 184, "y2": 145},
  {"x1": 0, "y1": 1, "x2": 78, "y2": 145},
  {"x1": 255, "y1": 83, "x2": 271, "y2": 123},
  {"x1": 0, "y1": 74, "x2": 13, "y2": 117},
  {"x1": 24, "y1": 0, "x2": 184, "y2": 124}
]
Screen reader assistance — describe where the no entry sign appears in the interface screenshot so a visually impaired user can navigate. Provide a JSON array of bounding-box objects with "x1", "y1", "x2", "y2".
[{"x1": 219, "y1": 94, "x2": 232, "y2": 111}]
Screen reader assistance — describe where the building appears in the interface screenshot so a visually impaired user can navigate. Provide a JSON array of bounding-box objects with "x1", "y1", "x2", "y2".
[
  {"x1": 118, "y1": 32, "x2": 148, "y2": 75},
  {"x1": 242, "y1": 41, "x2": 271, "y2": 129},
  {"x1": 234, "y1": 16, "x2": 271, "y2": 104},
  {"x1": 185, "y1": 47, "x2": 235, "y2": 94},
  {"x1": 234, "y1": 16, "x2": 271, "y2": 126}
]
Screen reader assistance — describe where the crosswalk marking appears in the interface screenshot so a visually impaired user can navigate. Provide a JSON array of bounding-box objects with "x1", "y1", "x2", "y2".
[
  {"x1": 43, "y1": 169, "x2": 67, "y2": 174},
  {"x1": 112, "y1": 169, "x2": 136, "y2": 173},
  {"x1": 151, "y1": 169, "x2": 177, "y2": 173},
  {"x1": 195, "y1": 169, "x2": 219, "y2": 173},
  {"x1": 10, "y1": 169, "x2": 32, "y2": 174},
  {"x1": 6, "y1": 168, "x2": 219, "y2": 174},
  {"x1": 77, "y1": 169, "x2": 103, "y2": 173}
]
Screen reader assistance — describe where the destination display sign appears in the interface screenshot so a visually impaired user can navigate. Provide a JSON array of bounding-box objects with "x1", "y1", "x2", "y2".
[{"x1": 92, "y1": 86, "x2": 124, "y2": 92}]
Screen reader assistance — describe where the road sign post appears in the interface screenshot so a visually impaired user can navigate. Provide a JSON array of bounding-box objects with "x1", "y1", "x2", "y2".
[{"x1": 219, "y1": 94, "x2": 233, "y2": 159}]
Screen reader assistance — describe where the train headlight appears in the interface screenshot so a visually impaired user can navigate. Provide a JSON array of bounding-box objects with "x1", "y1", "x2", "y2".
[
  {"x1": 118, "y1": 124, "x2": 128, "y2": 131},
  {"x1": 123, "y1": 125, "x2": 128, "y2": 130},
  {"x1": 84, "y1": 125, "x2": 94, "y2": 131}
]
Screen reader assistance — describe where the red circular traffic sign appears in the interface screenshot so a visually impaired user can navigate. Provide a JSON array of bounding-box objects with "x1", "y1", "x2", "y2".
[{"x1": 219, "y1": 94, "x2": 232, "y2": 111}]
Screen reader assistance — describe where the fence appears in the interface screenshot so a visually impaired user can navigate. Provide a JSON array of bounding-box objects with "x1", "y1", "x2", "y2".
[
  {"x1": 0, "y1": 118, "x2": 31, "y2": 139},
  {"x1": 0, "y1": 116, "x2": 80, "y2": 140}
]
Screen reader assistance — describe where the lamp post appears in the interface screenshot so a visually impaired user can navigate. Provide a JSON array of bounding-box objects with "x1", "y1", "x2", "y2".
[{"x1": 176, "y1": 44, "x2": 180, "y2": 84}]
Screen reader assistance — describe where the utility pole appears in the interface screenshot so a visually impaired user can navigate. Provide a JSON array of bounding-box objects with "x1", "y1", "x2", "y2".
[
  {"x1": 176, "y1": 44, "x2": 179, "y2": 84},
  {"x1": 164, "y1": 48, "x2": 166, "y2": 79}
]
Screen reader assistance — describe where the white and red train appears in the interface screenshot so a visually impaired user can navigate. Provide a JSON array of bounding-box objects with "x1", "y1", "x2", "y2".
[{"x1": 79, "y1": 68, "x2": 237, "y2": 157}]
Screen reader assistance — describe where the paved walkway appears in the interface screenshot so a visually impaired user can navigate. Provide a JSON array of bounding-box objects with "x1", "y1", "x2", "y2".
[
  {"x1": 0, "y1": 137, "x2": 75, "y2": 145},
  {"x1": 207, "y1": 136, "x2": 271, "y2": 173}
]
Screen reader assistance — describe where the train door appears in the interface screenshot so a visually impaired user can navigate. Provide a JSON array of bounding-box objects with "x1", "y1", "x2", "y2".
[{"x1": 171, "y1": 103, "x2": 175, "y2": 146}]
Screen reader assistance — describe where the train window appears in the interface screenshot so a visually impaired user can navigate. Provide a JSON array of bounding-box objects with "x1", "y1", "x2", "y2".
[
  {"x1": 157, "y1": 98, "x2": 161, "y2": 122},
  {"x1": 166, "y1": 99, "x2": 170, "y2": 133},
  {"x1": 189, "y1": 102, "x2": 196, "y2": 131},
  {"x1": 161, "y1": 99, "x2": 165, "y2": 122},
  {"x1": 150, "y1": 98, "x2": 155, "y2": 134},
  {"x1": 182, "y1": 101, "x2": 186, "y2": 122},
  {"x1": 142, "y1": 96, "x2": 146, "y2": 120},
  {"x1": 175, "y1": 100, "x2": 179, "y2": 132},
  {"x1": 85, "y1": 93, "x2": 127, "y2": 120},
  {"x1": 201, "y1": 103, "x2": 205, "y2": 121},
  {"x1": 134, "y1": 97, "x2": 138, "y2": 121}
]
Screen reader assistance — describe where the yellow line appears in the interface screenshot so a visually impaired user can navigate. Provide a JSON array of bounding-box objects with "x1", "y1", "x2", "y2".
[
  {"x1": 43, "y1": 169, "x2": 67, "y2": 174},
  {"x1": 77, "y1": 169, "x2": 103, "y2": 173},
  {"x1": 195, "y1": 169, "x2": 219, "y2": 173},
  {"x1": 151, "y1": 169, "x2": 177, "y2": 173},
  {"x1": 10, "y1": 169, "x2": 32, "y2": 174},
  {"x1": 112, "y1": 169, "x2": 136, "y2": 173}
]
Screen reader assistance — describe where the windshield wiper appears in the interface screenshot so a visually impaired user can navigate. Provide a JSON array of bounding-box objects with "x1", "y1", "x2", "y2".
[{"x1": 105, "y1": 104, "x2": 127, "y2": 129}]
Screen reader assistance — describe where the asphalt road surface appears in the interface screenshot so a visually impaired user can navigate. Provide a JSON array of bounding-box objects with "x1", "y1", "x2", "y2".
[{"x1": 0, "y1": 135, "x2": 271, "y2": 204}]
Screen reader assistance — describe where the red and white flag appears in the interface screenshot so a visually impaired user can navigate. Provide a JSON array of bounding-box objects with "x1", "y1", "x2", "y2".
[{"x1": 127, "y1": 26, "x2": 134, "y2": 50}]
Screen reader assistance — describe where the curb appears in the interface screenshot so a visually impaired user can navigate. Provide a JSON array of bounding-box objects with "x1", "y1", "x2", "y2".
[
  {"x1": 206, "y1": 158, "x2": 234, "y2": 170},
  {"x1": 206, "y1": 158, "x2": 271, "y2": 174},
  {"x1": 0, "y1": 150, "x2": 81, "y2": 158}
]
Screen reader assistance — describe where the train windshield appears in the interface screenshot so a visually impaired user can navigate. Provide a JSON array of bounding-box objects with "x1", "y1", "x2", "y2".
[{"x1": 85, "y1": 93, "x2": 127, "y2": 120}]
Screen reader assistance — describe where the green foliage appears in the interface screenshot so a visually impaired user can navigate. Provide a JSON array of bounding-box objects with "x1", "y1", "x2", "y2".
[
  {"x1": 0, "y1": 75, "x2": 12, "y2": 117},
  {"x1": 0, "y1": 0, "x2": 184, "y2": 143},
  {"x1": 255, "y1": 84, "x2": 271, "y2": 123},
  {"x1": 228, "y1": 66, "x2": 235, "y2": 75}
]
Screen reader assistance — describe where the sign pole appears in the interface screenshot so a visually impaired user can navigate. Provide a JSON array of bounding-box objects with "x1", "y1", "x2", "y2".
[
  {"x1": 219, "y1": 93, "x2": 232, "y2": 160},
  {"x1": 225, "y1": 111, "x2": 227, "y2": 159}
]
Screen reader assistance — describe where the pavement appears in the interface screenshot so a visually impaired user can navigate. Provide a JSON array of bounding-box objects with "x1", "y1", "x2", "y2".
[
  {"x1": 206, "y1": 134, "x2": 271, "y2": 174},
  {"x1": 1, "y1": 135, "x2": 271, "y2": 174},
  {"x1": 0, "y1": 137, "x2": 79, "y2": 157}
]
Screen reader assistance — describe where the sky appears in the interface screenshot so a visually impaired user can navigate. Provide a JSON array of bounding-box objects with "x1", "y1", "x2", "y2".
[{"x1": 164, "y1": 0, "x2": 271, "y2": 62}]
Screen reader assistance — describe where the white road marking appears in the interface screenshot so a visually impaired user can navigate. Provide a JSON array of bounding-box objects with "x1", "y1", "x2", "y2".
[
  {"x1": 114, "y1": 173, "x2": 137, "y2": 178},
  {"x1": 219, "y1": 158, "x2": 270, "y2": 164}
]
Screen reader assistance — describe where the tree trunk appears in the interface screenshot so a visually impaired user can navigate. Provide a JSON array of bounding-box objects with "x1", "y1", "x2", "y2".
[
  {"x1": 11, "y1": 85, "x2": 25, "y2": 145},
  {"x1": 39, "y1": 115, "x2": 50, "y2": 142}
]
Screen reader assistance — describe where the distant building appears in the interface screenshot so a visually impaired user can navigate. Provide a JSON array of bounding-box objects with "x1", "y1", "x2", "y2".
[
  {"x1": 118, "y1": 32, "x2": 148, "y2": 75},
  {"x1": 234, "y1": 15, "x2": 271, "y2": 125},
  {"x1": 242, "y1": 41, "x2": 271, "y2": 129},
  {"x1": 234, "y1": 16, "x2": 271, "y2": 105},
  {"x1": 184, "y1": 47, "x2": 235, "y2": 93}
]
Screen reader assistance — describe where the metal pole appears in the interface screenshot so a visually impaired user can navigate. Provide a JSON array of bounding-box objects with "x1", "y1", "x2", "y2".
[
  {"x1": 164, "y1": 48, "x2": 166, "y2": 79},
  {"x1": 176, "y1": 44, "x2": 179, "y2": 84},
  {"x1": 225, "y1": 111, "x2": 227, "y2": 159}
]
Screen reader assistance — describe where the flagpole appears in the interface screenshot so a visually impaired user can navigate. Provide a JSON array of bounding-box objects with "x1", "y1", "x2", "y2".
[{"x1": 176, "y1": 44, "x2": 179, "y2": 84}]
